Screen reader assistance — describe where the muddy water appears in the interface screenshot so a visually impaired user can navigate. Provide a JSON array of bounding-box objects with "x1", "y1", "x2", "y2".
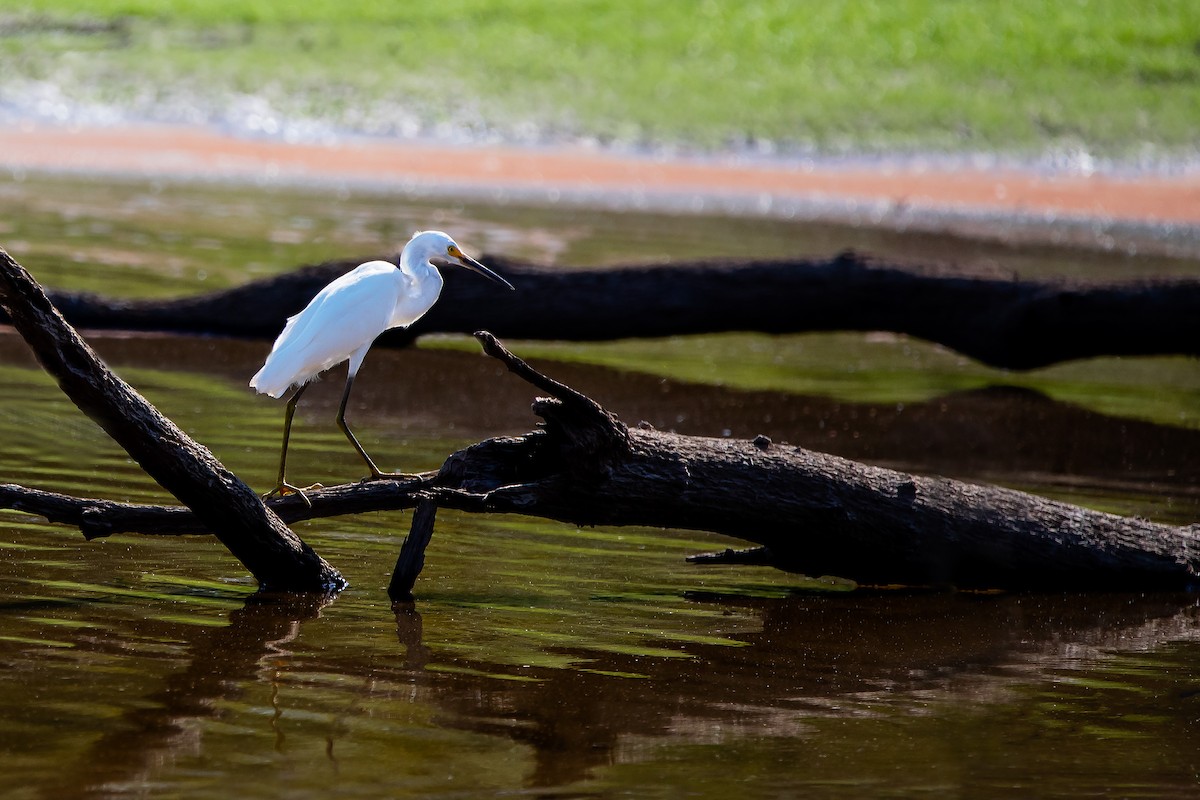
[{"x1": 0, "y1": 175, "x2": 1198, "y2": 798}]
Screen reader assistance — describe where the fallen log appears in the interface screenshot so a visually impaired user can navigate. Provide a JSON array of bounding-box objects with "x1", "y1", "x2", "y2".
[
  {"x1": 0, "y1": 247, "x2": 343, "y2": 592},
  {"x1": 15, "y1": 252, "x2": 1200, "y2": 370},
  {"x1": 5, "y1": 332, "x2": 1197, "y2": 596},
  {"x1": 419, "y1": 333, "x2": 1200, "y2": 592}
]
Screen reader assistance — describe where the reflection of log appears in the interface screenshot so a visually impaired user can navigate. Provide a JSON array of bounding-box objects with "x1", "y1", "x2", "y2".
[
  {"x1": 404, "y1": 592, "x2": 1200, "y2": 787},
  {"x1": 0, "y1": 248, "x2": 343, "y2": 592},
  {"x1": 44, "y1": 594, "x2": 327, "y2": 798},
  {"x1": 7, "y1": 332, "x2": 1198, "y2": 593},
  {"x1": 17, "y1": 252, "x2": 1200, "y2": 370}
]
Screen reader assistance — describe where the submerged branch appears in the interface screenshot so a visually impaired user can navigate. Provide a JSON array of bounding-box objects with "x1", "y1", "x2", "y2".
[
  {"x1": 389, "y1": 497, "x2": 439, "y2": 602},
  {"x1": 12, "y1": 252, "x2": 1200, "y2": 370}
]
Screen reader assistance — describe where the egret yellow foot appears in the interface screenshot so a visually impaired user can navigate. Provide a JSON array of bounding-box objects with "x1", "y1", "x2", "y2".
[
  {"x1": 362, "y1": 470, "x2": 405, "y2": 482},
  {"x1": 261, "y1": 481, "x2": 324, "y2": 509}
]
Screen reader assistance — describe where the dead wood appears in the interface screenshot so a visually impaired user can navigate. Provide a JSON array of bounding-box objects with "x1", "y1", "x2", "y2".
[
  {"x1": 5, "y1": 330, "x2": 1196, "y2": 596},
  {"x1": 14, "y1": 252, "x2": 1200, "y2": 370},
  {"x1": 0, "y1": 248, "x2": 343, "y2": 592},
  {"x1": 390, "y1": 498, "x2": 439, "y2": 600}
]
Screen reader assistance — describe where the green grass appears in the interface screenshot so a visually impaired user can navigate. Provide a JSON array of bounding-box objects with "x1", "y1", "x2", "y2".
[{"x1": 1, "y1": 0, "x2": 1198, "y2": 157}]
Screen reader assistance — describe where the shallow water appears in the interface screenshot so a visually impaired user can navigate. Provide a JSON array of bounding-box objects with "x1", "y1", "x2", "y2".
[{"x1": 1, "y1": 175, "x2": 1198, "y2": 798}]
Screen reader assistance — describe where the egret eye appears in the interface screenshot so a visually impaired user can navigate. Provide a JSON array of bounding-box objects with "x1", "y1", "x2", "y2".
[{"x1": 250, "y1": 228, "x2": 514, "y2": 506}]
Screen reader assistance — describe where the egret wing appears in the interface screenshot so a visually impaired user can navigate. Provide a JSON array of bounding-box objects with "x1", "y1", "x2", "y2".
[{"x1": 251, "y1": 262, "x2": 406, "y2": 396}]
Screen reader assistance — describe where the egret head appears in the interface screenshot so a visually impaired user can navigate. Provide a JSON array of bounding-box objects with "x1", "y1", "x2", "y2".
[{"x1": 408, "y1": 230, "x2": 515, "y2": 291}]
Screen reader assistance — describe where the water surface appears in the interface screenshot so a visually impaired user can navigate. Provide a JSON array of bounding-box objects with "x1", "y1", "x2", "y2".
[{"x1": 0, "y1": 175, "x2": 1198, "y2": 798}]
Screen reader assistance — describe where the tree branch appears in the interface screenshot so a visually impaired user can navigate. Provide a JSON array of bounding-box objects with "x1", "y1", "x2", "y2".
[
  {"x1": 389, "y1": 497, "x2": 439, "y2": 602},
  {"x1": 5, "y1": 332, "x2": 1196, "y2": 592},
  {"x1": 0, "y1": 247, "x2": 343, "y2": 591}
]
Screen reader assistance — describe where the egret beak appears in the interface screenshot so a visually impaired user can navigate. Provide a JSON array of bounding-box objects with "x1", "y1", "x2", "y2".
[{"x1": 457, "y1": 254, "x2": 516, "y2": 291}]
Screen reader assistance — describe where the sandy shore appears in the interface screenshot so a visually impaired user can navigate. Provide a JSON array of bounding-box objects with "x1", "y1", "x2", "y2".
[{"x1": 3, "y1": 123, "x2": 1199, "y2": 252}]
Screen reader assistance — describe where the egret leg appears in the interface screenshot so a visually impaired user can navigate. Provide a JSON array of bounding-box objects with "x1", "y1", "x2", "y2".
[
  {"x1": 337, "y1": 372, "x2": 402, "y2": 479},
  {"x1": 262, "y1": 384, "x2": 320, "y2": 508}
]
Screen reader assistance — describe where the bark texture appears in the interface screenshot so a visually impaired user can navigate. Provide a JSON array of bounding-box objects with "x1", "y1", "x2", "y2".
[
  {"x1": 0, "y1": 248, "x2": 343, "y2": 592},
  {"x1": 5, "y1": 331, "x2": 1196, "y2": 594}
]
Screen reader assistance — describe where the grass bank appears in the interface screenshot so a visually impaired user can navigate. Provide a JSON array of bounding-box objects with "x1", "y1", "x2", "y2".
[{"x1": 1, "y1": 1, "x2": 1198, "y2": 159}]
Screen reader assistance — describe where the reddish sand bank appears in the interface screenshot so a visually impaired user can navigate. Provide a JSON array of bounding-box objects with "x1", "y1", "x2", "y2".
[{"x1": 2, "y1": 123, "x2": 1198, "y2": 227}]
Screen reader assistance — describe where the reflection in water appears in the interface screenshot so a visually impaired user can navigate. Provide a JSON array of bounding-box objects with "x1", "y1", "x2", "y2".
[
  {"x1": 11, "y1": 585, "x2": 1199, "y2": 797},
  {"x1": 2, "y1": 175, "x2": 1199, "y2": 797},
  {"x1": 0, "y1": 311, "x2": 1197, "y2": 796},
  {"x1": 393, "y1": 603, "x2": 432, "y2": 671},
  {"x1": 395, "y1": 592, "x2": 1200, "y2": 790},
  {"x1": 40, "y1": 594, "x2": 329, "y2": 800}
]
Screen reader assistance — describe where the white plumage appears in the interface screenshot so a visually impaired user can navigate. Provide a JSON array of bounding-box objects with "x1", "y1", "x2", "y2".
[
  {"x1": 251, "y1": 230, "x2": 514, "y2": 504},
  {"x1": 250, "y1": 259, "x2": 431, "y2": 398}
]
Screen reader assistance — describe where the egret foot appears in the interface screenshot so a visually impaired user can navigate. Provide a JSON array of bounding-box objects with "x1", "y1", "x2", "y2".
[
  {"x1": 362, "y1": 470, "x2": 406, "y2": 482},
  {"x1": 250, "y1": 233, "x2": 513, "y2": 515},
  {"x1": 261, "y1": 481, "x2": 323, "y2": 509}
]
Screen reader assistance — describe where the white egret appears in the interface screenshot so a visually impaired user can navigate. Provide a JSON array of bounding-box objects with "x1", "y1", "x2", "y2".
[{"x1": 250, "y1": 230, "x2": 514, "y2": 504}]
